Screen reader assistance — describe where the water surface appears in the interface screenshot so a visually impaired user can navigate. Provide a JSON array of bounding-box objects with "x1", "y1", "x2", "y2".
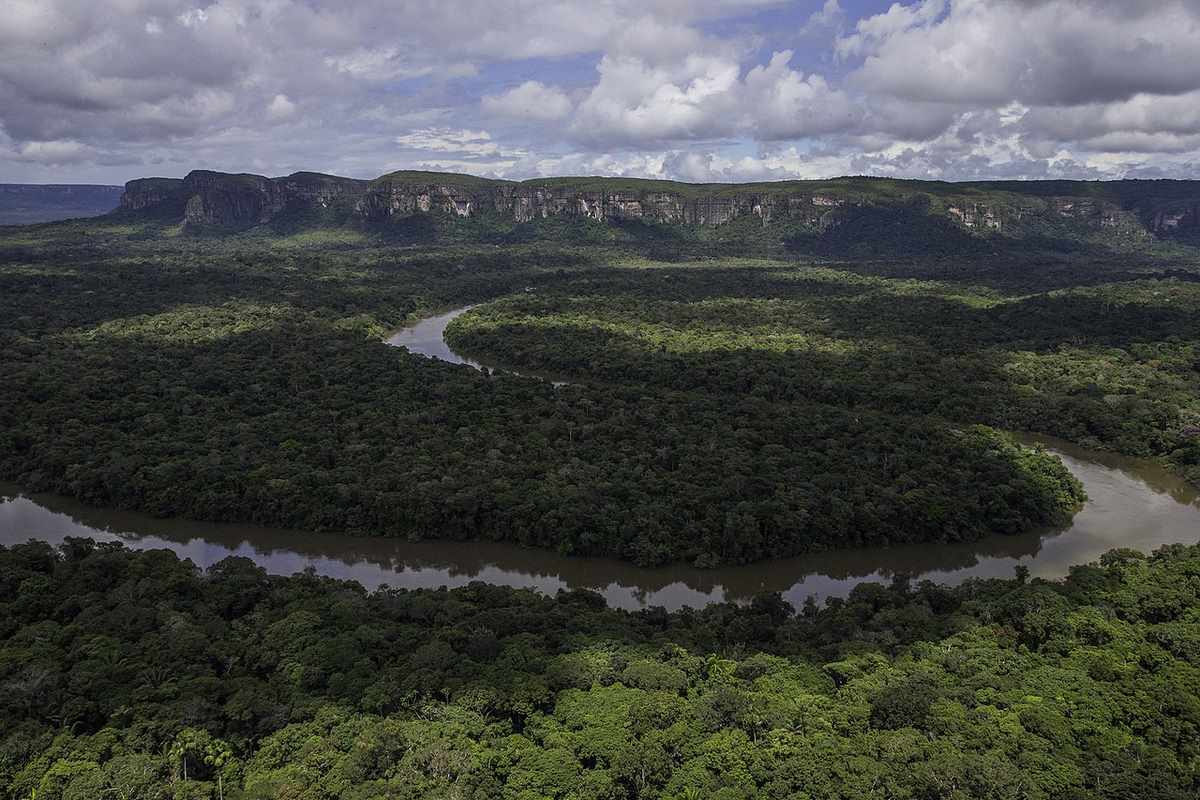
[
  {"x1": 5, "y1": 309, "x2": 1196, "y2": 611},
  {"x1": 3, "y1": 439, "x2": 1196, "y2": 611},
  {"x1": 385, "y1": 304, "x2": 568, "y2": 385},
  {"x1": 385, "y1": 306, "x2": 484, "y2": 368}
]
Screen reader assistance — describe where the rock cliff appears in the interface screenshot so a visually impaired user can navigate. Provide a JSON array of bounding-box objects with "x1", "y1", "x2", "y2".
[{"x1": 118, "y1": 169, "x2": 1200, "y2": 244}]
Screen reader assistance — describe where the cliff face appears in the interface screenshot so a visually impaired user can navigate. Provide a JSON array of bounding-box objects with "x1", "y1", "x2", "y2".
[
  {"x1": 122, "y1": 172, "x2": 368, "y2": 228},
  {"x1": 120, "y1": 178, "x2": 184, "y2": 211},
  {"x1": 118, "y1": 169, "x2": 1200, "y2": 243},
  {"x1": 351, "y1": 177, "x2": 850, "y2": 228}
]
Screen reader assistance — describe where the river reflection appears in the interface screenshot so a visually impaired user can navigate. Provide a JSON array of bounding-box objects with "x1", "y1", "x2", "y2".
[
  {"x1": 2, "y1": 437, "x2": 1197, "y2": 611},
  {"x1": 385, "y1": 306, "x2": 485, "y2": 368},
  {"x1": 385, "y1": 305, "x2": 569, "y2": 385}
]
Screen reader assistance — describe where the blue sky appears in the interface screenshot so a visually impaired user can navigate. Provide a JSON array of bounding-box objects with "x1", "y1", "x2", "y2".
[{"x1": 3, "y1": 1, "x2": 1200, "y2": 184}]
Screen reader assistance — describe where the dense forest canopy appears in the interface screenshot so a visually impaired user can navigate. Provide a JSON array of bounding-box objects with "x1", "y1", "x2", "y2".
[
  {"x1": 1, "y1": 538, "x2": 1198, "y2": 799},
  {"x1": 0, "y1": 217, "x2": 1147, "y2": 567},
  {"x1": 0, "y1": 183, "x2": 1198, "y2": 799},
  {"x1": 444, "y1": 262, "x2": 1200, "y2": 482}
]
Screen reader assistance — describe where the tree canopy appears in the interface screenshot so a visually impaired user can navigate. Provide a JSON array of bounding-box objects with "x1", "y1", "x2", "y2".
[{"x1": 1, "y1": 539, "x2": 1198, "y2": 799}]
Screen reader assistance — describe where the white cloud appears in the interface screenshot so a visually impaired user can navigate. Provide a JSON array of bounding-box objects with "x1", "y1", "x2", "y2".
[
  {"x1": 845, "y1": 0, "x2": 1200, "y2": 106},
  {"x1": 1021, "y1": 91, "x2": 1200, "y2": 143},
  {"x1": 662, "y1": 150, "x2": 796, "y2": 182},
  {"x1": 571, "y1": 48, "x2": 857, "y2": 146},
  {"x1": 3, "y1": 0, "x2": 1200, "y2": 183},
  {"x1": 742, "y1": 51, "x2": 860, "y2": 139},
  {"x1": 572, "y1": 53, "x2": 740, "y2": 144},
  {"x1": 267, "y1": 93, "x2": 297, "y2": 121},
  {"x1": 801, "y1": 0, "x2": 845, "y2": 36},
  {"x1": 15, "y1": 139, "x2": 97, "y2": 164},
  {"x1": 394, "y1": 128, "x2": 528, "y2": 161},
  {"x1": 177, "y1": 8, "x2": 209, "y2": 29},
  {"x1": 324, "y1": 48, "x2": 435, "y2": 81},
  {"x1": 836, "y1": 0, "x2": 946, "y2": 60},
  {"x1": 482, "y1": 82, "x2": 573, "y2": 121}
]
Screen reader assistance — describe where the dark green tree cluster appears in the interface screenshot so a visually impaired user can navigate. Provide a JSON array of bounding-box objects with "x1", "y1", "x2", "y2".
[
  {"x1": 2, "y1": 539, "x2": 1198, "y2": 799},
  {"x1": 445, "y1": 265, "x2": 1200, "y2": 484},
  {"x1": 0, "y1": 225, "x2": 1088, "y2": 566},
  {"x1": 0, "y1": 306, "x2": 1080, "y2": 566}
]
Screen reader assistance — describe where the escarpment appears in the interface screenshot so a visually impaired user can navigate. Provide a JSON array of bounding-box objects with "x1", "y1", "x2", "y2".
[{"x1": 118, "y1": 169, "x2": 1200, "y2": 245}]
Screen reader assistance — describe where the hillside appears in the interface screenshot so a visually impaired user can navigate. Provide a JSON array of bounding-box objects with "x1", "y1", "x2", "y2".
[
  {"x1": 115, "y1": 169, "x2": 1200, "y2": 255},
  {"x1": 0, "y1": 184, "x2": 123, "y2": 225}
]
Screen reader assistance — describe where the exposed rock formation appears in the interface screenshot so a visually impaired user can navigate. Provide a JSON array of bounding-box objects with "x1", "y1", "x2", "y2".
[
  {"x1": 1151, "y1": 204, "x2": 1200, "y2": 233},
  {"x1": 120, "y1": 178, "x2": 184, "y2": 211},
  {"x1": 947, "y1": 203, "x2": 1003, "y2": 231},
  {"x1": 118, "y1": 169, "x2": 1200, "y2": 242}
]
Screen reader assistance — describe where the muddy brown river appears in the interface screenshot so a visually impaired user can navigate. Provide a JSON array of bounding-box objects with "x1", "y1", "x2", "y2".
[{"x1": 1, "y1": 308, "x2": 1196, "y2": 611}]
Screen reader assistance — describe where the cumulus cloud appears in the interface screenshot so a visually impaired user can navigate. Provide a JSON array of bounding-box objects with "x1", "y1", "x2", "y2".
[
  {"x1": 2, "y1": 0, "x2": 1200, "y2": 183},
  {"x1": 571, "y1": 48, "x2": 858, "y2": 146},
  {"x1": 742, "y1": 51, "x2": 860, "y2": 139},
  {"x1": 266, "y1": 94, "x2": 297, "y2": 121},
  {"x1": 14, "y1": 139, "x2": 98, "y2": 165},
  {"x1": 394, "y1": 128, "x2": 529, "y2": 162},
  {"x1": 482, "y1": 82, "x2": 574, "y2": 121},
  {"x1": 1019, "y1": 91, "x2": 1200, "y2": 149},
  {"x1": 845, "y1": 0, "x2": 1200, "y2": 106},
  {"x1": 800, "y1": 0, "x2": 845, "y2": 36},
  {"x1": 661, "y1": 150, "x2": 797, "y2": 182}
]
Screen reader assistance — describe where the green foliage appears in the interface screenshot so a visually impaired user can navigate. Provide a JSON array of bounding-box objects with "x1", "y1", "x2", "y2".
[
  {"x1": 2, "y1": 199, "x2": 1199, "y2": 798},
  {"x1": 445, "y1": 263, "x2": 1200, "y2": 481},
  {"x1": 0, "y1": 232, "x2": 1090, "y2": 567},
  {"x1": 2, "y1": 540, "x2": 1199, "y2": 798}
]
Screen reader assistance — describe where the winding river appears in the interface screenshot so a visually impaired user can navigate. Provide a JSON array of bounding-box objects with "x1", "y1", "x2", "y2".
[
  {"x1": 1, "y1": 307, "x2": 1197, "y2": 611},
  {"x1": 385, "y1": 306, "x2": 484, "y2": 369}
]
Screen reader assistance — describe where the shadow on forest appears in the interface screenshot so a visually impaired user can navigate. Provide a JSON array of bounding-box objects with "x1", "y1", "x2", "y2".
[
  {"x1": 2, "y1": 309, "x2": 1093, "y2": 568},
  {"x1": 474, "y1": 266, "x2": 1200, "y2": 354},
  {"x1": 0, "y1": 245, "x2": 606, "y2": 335},
  {"x1": 449, "y1": 286, "x2": 1199, "y2": 463}
]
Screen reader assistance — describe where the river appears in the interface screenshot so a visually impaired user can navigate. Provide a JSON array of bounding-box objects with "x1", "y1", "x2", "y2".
[
  {"x1": 385, "y1": 306, "x2": 485, "y2": 369},
  {"x1": 0, "y1": 307, "x2": 1196, "y2": 612}
]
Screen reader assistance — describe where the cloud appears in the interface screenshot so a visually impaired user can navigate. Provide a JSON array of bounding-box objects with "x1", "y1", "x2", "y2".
[
  {"x1": 267, "y1": 94, "x2": 297, "y2": 121},
  {"x1": 2, "y1": 0, "x2": 1200, "y2": 183},
  {"x1": 844, "y1": 0, "x2": 1200, "y2": 106},
  {"x1": 1018, "y1": 90, "x2": 1200, "y2": 151},
  {"x1": 571, "y1": 48, "x2": 858, "y2": 146},
  {"x1": 661, "y1": 150, "x2": 796, "y2": 182},
  {"x1": 394, "y1": 128, "x2": 528, "y2": 161},
  {"x1": 800, "y1": 0, "x2": 845, "y2": 36},
  {"x1": 742, "y1": 51, "x2": 860, "y2": 139},
  {"x1": 324, "y1": 49, "x2": 434, "y2": 81},
  {"x1": 14, "y1": 139, "x2": 98, "y2": 165},
  {"x1": 835, "y1": 0, "x2": 946, "y2": 60},
  {"x1": 482, "y1": 82, "x2": 574, "y2": 121}
]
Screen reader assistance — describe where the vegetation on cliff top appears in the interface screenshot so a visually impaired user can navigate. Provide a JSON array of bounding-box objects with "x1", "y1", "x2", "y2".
[{"x1": 115, "y1": 168, "x2": 1200, "y2": 257}]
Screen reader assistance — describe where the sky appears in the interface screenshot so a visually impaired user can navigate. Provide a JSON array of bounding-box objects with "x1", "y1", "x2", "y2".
[{"x1": 3, "y1": 0, "x2": 1200, "y2": 185}]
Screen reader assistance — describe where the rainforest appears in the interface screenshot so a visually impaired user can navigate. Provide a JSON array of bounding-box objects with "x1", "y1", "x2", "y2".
[
  {"x1": 1, "y1": 171, "x2": 1199, "y2": 799},
  {"x1": 2, "y1": 539, "x2": 1199, "y2": 799}
]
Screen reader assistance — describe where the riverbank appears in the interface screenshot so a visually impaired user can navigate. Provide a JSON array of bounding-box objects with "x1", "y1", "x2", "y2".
[{"x1": 4, "y1": 434, "x2": 1196, "y2": 610}]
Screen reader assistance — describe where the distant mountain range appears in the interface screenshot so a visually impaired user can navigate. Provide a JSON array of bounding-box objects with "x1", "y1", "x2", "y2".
[
  {"x1": 111, "y1": 168, "x2": 1200, "y2": 257},
  {"x1": 0, "y1": 184, "x2": 123, "y2": 225}
]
